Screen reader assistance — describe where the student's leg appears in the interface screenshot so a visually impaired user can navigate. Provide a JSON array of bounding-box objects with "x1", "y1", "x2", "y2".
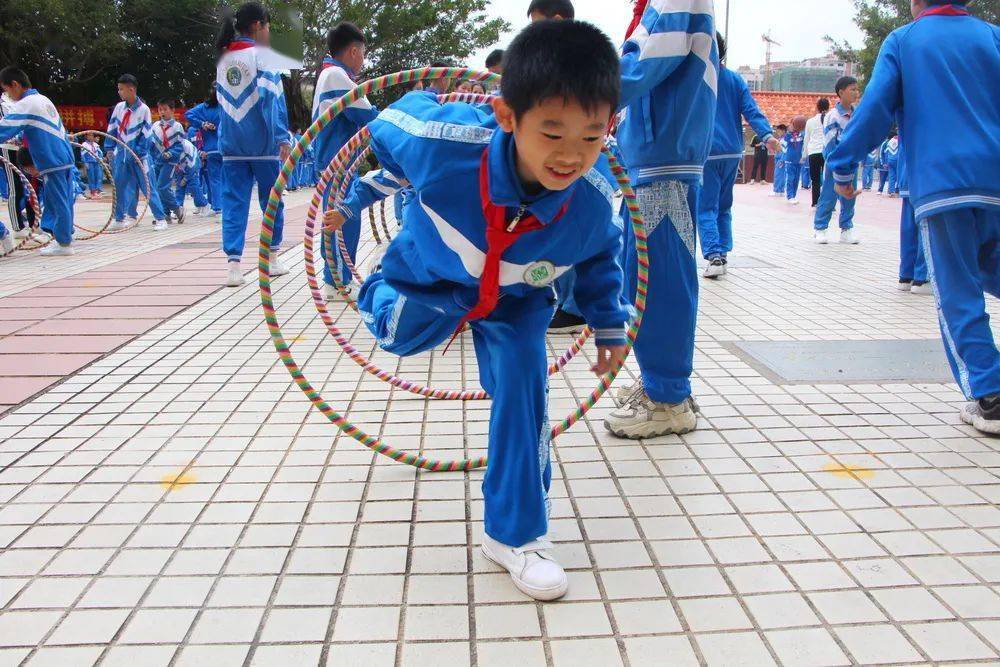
[
  {"x1": 473, "y1": 289, "x2": 555, "y2": 547},
  {"x1": 356, "y1": 272, "x2": 460, "y2": 356},
  {"x1": 899, "y1": 198, "x2": 918, "y2": 281},
  {"x1": 837, "y1": 173, "x2": 857, "y2": 230},
  {"x1": 112, "y1": 156, "x2": 135, "y2": 222},
  {"x1": 697, "y1": 160, "x2": 724, "y2": 258},
  {"x1": 914, "y1": 215, "x2": 929, "y2": 284},
  {"x1": 717, "y1": 159, "x2": 738, "y2": 256},
  {"x1": 207, "y1": 154, "x2": 223, "y2": 212},
  {"x1": 921, "y1": 209, "x2": 1000, "y2": 400},
  {"x1": 785, "y1": 163, "x2": 799, "y2": 199},
  {"x1": 772, "y1": 163, "x2": 784, "y2": 193},
  {"x1": 801, "y1": 163, "x2": 810, "y2": 189},
  {"x1": 863, "y1": 165, "x2": 873, "y2": 190},
  {"x1": 140, "y1": 156, "x2": 165, "y2": 220},
  {"x1": 155, "y1": 162, "x2": 178, "y2": 214},
  {"x1": 250, "y1": 160, "x2": 285, "y2": 253},
  {"x1": 813, "y1": 165, "x2": 838, "y2": 230},
  {"x1": 888, "y1": 164, "x2": 897, "y2": 194},
  {"x1": 190, "y1": 172, "x2": 208, "y2": 208},
  {"x1": 40, "y1": 169, "x2": 74, "y2": 246},
  {"x1": 222, "y1": 160, "x2": 254, "y2": 262},
  {"x1": 877, "y1": 169, "x2": 887, "y2": 193},
  {"x1": 338, "y1": 214, "x2": 361, "y2": 285}
]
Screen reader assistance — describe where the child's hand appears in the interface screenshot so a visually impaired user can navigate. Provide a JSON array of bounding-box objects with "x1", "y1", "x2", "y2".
[
  {"x1": 323, "y1": 209, "x2": 346, "y2": 232},
  {"x1": 592, "y1": 345, "x2": 627, "y2": 376},
  {"x1": 835, "y1": 183, "x2": 858, "y2": 199}
]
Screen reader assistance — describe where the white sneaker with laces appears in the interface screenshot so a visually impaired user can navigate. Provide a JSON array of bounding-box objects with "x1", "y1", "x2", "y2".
[
  {"x1": 1, "y1": 234, "x2": 14, "y2": 254},
  {"x1": 910, "y1": 282, "x2": 932, "y2": 295},
  {"x1": 269, "y1": 254, "x2": 289, "y2": 277},
  {"x1": 604, "y1": 392, "x2": 698, "y2": 439},
  {"x1": 703, "y1": 256, "x2": 726, "y2": 279},
  {"x1": 39, "y1": 243, "x2": 74, "y2": 257},
  {"x1": 226, "y1": 261, "x2": 245, "y2": 287},
  {"x1": 787, "y1": 199, "x2": 799, "y2": 206},
  {"x1": 814, "y1": 228, "x2": 829, "y2": 244},
  {"x1": 152, "y1": 219, "x2": 168, "y2": 232},
  {"x1": 839, "y1": 228, "x2": 860, "y2": 244},
  {"x1": 481, "y1": 535, "x2": 568, "y2": 601}
]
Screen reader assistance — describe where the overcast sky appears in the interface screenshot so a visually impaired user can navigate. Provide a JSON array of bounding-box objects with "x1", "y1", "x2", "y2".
[{"x1": 471, "y1": 0, "x2": 865, "y2": 70}]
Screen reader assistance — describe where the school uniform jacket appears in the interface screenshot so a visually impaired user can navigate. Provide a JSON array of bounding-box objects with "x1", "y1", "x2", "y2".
[
  {"x1": 311, "y1": 57, "x2": 379, "y2": 176},
  {"x1": 826, "y1": 2, "x2": 1000, "y2": 221},
  {"x1": 105, "y1": 98, "x2": 152, "y2": 159},
  {"x1": 216, "y1": 37, "x2": 291, "y2": 159},
  {"x1": 150, "y1": 118, "x2": 186, "y2": 164},
  {"x1": 340, "y1": 91, "x2": 630, "y2": 345},
  {"x1": 0, "y1": 89, "x2": 73, "y2": 174},
  {"x1": 184, "y1": 102, "x2": 221, "y2": 154},
  {"x1": 709, "y1": 66, "x2": 772, "y2": 160}
]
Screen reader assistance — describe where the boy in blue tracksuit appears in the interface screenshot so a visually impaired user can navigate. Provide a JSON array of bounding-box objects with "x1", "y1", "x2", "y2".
[
  {"x1": 699, "y1": 32, "x2": 775, "y2": 278},
  {"x1": 862, "y1": 148, "x2": 876, "y2": 190},
  {"x1": 828, "y1": 0, "x2": 999, "y2": 433},
  {"x1": 287, "y1": 129, "x2": 302, "y2": 190},
  {"x1": 876, "y1": 136, "x2": 891, "y2": 193},
  {"x1": 313, "y1": 22, "x2": 379, "y2": 301},
  {"x1": 216, "y1": 2, "x2": 291, "y2": 287},
  {"x1": 0, "y1": 68, "x2": 76, "y2": 256},
  {"x1": 813, "y1": 76, "x2": 861, "y2": 244},
  {"x1": 770, "y1": 125, "x2": 787, "y2": 196},
  {"x1": 782, "y1": 127, "x2": 805, "y2": 204},
  {"x1": 151, "y1": 99, "x2": 186, "y2": 228},
  {"x1": 105, "y1": 74, "x2": 166, "y2": 230},
  {"x1": 895, "y1": 136, "x2": 929, "y2": 294},
  {"x1": 325, "y1": 20, "x2": 627, "y2": 601},
  {"x1": 884, "y1": 134, "x2": 900, "y2": 195},
  {"x1": 603, "y1": 0, "x2": 718, "y2": 439},
  {"x1": 81, "y1": 134, "x2": 104, "y2": 197},
  {"x1": 184, "y1": 89, "x2": 223, "y2": 216},
  {"x1": 174, "y1": 137, "x2": 209, "y2": 213}
]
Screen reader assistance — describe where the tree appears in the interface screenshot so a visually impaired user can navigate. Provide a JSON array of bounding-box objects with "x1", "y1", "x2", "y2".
[{"x1": 829, "y1": 0, "x2": 999, "y2": 83}]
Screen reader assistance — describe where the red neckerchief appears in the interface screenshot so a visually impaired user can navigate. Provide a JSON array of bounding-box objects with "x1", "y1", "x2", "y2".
[
  {"x1": 625, "y1": 0, "x2": 649, "y2": 40},
  {"x1": 160, "y1": 121, "x2": 170, "y2": 149},
  {"x1": 917, "y1": 4, "x2": 970, "y2": 18},
  {"x1": 226, "y1": 38, "x2": 255, "y2": 51},
  {"x1": 444, "y1": 149, "x2": 570, "y2": 351},
  {"x1": 118, "y1": 107, "x2": 132, "y2": 141}
]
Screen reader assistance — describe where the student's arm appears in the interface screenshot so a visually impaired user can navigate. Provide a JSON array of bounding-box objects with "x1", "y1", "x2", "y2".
[
  {"x1": 258, "y1": 69, "x2": 291, "y2": 150},
  {"x1": 104, "y1": 110, "x2": 118, "y2": 153},
  {"x1": 333, "y1": 168, "x2": 407, "y2": 222},
  {"x1": 314, "y1": 67, "x2": 379, "y2": 129},
  {"x1": 0, "y1": 112, "x2": 26, "y2": 145},
  {"x1": 132, "y1": 107, "x2": 151, "y2": 158},
  {"x1": 738, "y1": 78, "x2": 773, "y2": 142},
  {"x1": 185, "y1": 103, "x2": 208, "y2": 131},
  {"x1": 619, "y1": 0, "x2": 717, "y2": 109},
  {"x1": 827, "y1": 33, "x2": 903, "y2": 185},
  {"x1": 572, "y1": 201, "x2": 630, "y2": 348}
]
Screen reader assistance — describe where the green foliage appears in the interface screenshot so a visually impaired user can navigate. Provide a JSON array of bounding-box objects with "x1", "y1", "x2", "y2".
[{"x1": 831, "y1": 0, "x2": 999, "y2": 83}]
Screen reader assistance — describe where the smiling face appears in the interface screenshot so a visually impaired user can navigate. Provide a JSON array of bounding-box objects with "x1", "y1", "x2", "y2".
[{"x1": 493, "y1": 96, "x2": 610, "y2": 192}]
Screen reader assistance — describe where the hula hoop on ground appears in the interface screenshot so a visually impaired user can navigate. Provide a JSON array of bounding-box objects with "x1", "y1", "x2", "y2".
[
  {"x1": 259, "y1": 67, "x2": 649, "y2": 472},
  {"x1": 310, "y1": 119, "x2": 593, "y2": 399},
  {"x1": 68, "y1": 141, "x2": 116, "y2": 240},
  {"x1": 0, "y1": 153, "x2": 49, "y2": 255},
  {"x1": 70, "y1": 131, "x2": 150, "y2": 232}
]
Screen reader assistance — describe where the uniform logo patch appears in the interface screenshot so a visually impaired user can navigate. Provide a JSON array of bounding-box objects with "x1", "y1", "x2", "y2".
[
  {"x1": 524, "y1": 261, "x2": 556, "y2": 287},
  {"x1": 226, "y1": 66, "x2": 244, "y2": 86}
]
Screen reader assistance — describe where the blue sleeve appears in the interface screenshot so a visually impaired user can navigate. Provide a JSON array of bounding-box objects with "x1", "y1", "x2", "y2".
[
  {"x1": 343, "y1": 104, "x2": 379, "y2": 130},
  {"x1": 337, "y1": 169, "x2": 405, "y2": 220},
  {"x1": 827, "y1": 34, "x2": 902, "y2": 183},
  {"x1": 132, "y1": 111, "x2": 151, "y2": 158},
  {"x1": 572, "y1": 196, "x2": 630, "y2": 345},
  {"x1": 619, "y1": 1, "x2": 717, "y2": 109},
  {"x1": 185, "y1": 104, "x2": 207, "y2": 130},
  {"x1": 739, "y1": 78, "x2": 773, "y2": 141},
  {"x1": 0, "y1": 114, "x2": 27, "y2": 145},
  {"x1": 259, "y1": 71, "x2": 291, "y2": 147},
  {"x1": 104, "y1": 114, "x2": 118, "y2": 152}
]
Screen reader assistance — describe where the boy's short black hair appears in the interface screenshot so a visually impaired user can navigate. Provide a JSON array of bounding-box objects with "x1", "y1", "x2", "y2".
[
  {"x1": 0, "y1": 66, "x2": 31, "y2": 88},
  {"x1": 327, "y1": 22, "x2": 365, "y2": 57},
  {"x1": 157, "y1": 98, "x2": 175, "y2": 108},
  {"x1": 485, "y1": 49, "x2": 505, "y2": 69},
  {"x1": 501, "y1": 20, "x2": 618, "y2": 119},
  {"x1": 776, "y1": 124, "x2": 788, "y2": 131},
  {"x1": 835, "y1": 75, "x2": 858, "y2": 94},
  {"x1": 527, "y1": 0, "x2": 575, "y2": 19},
  {"x1": 117, "y1": 74, "x2": 138, "y2": 88}
]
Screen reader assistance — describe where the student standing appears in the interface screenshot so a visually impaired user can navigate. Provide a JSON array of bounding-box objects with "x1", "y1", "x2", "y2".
[
  {"x1": 185, "y1": 88, "x2": 223, "y2": 217},
  {"x1": 803, "y1": 97, "x2": 830, "y2": 207},
  {"x1": 812, "y1": 76, "x2": 861, "y2": 244}
]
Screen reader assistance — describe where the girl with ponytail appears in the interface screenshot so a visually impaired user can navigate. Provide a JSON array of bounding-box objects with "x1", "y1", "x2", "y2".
[{"x1": 214, "y1": 1, "x2": 291, "y2": 287}]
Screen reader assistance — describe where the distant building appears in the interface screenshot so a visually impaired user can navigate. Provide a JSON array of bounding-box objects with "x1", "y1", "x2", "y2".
[{"x1": 739, "y1": 51, "x2": 855, "y2": 93}]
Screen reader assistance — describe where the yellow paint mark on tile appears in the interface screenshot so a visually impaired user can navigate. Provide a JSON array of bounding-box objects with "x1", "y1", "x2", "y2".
[
  {"x1": 161, "y1": 471, "x2": 196, "y2": 490},
  {"x1": 288, "y1": 335, "x2": 307, "y2": 343},
  {"x1": 823, "y1": 461, "x2": 875, "y2": 480},
  {"x1": 82, "y1": 281, "x2": 100, "y2": 287}
]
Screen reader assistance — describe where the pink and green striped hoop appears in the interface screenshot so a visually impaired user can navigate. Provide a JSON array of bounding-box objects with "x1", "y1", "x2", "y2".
[
  {"x1": 0, "y1": 153, "x2": 46, "y2": 255},
  {"x1": 258, "y1": 67, "x2": 650, "y2": 472}
]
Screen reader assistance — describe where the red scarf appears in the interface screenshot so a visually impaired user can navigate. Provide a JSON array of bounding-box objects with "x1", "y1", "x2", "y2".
[
  {"x1": 118, "y1": 108, "x2": 132, "y2": 141},
  {"x1": 445, "y1": 150, "x2": 569, "y2": 350},
  {"x1": 160, "y1": 122, "x2": 171, "y2": 149},
  {"x1": 626, "y1": 0, "x2": 649, "y2": 40},
  {"x1": 226, "y1": 38, "x2": 255, "y2": 51},
  {"x1": 917, "y1": 4, "x2": 970, "y2": 18}
]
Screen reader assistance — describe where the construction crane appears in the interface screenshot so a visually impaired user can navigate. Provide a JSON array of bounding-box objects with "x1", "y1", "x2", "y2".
[{"x1": 762, "y1": 32, "x2": 782, "y2": 90}]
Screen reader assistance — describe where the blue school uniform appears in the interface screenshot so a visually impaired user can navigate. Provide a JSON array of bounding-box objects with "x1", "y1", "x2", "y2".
[
  {"x1": 896, "y1": 139, "x2": 927, "y2": 284},
  {"x1": 81, "y1": 140, "x2": 104, "y2": 193},
  {"x1": 106, "y1": 97, "x2": 165, "y2": 222},
  {"x1": 884, "y1": 137, "x2": 900, "y2": 194},
  {"x1": 616, "y1": 0, "x2": 718, "y2": 405},
  {"x1": 698, "y1": 65, "x2": 772, "y2": 259},
  {"x1": 151, "y1": 118, "x2": 186, "y2": 215},
  {"x1": 772, "y1": 145, "x2": 786, "y2": 194},
  {"x1": 862, "y1": 149, "x2": 876, "y2": 190},
  {"x1": 216, "y1": 36, "x2": 289, "y2": 262},
  {"x1": 876, "y1": 139, "x2": 890, "y2": 193},
  {"x1": 185, "y1": 101, "x2": 223, "y2": 213},
  {"x1": 0, "y1": 89, "x2": 75, "y2": 245},
  {"x1": 782, "y1": 131, "x2": 804, "y2": 200},
  {"x1": 813, "y1": 102, "x2": 858, "y2": 230},
  {"x1": 174, "y1": 138, "x2": 208, "y2": 210},
  {"x1": 826, "y1": 1, "x2": 1000, "y2": 399},
  {"x1": 337, "y1": 92, "x2": 628, "y2": 547}
]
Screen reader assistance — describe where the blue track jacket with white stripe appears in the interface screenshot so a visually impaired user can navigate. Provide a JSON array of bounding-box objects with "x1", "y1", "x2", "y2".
[
  {"x1": 151, "y1": 118, "x2": 186, "y2": 164},
  {"x1": 340, "y1": 92, "x2": 630, "y2": 345},
  {"x1": 106, "y1": 98, "x2": 152, "y2": 159},
  {"x1": 0, "y1": 90, "x2": 73, "y2": 174},
  {"x1": 216, "y1": 37, "x2": 291, "y2": 159},
  {"x1": 710, "y1": 65, "x2": 772, "y2": 159},
  {"x1": 617, "y1": 0, "x2": 719, "y2": 184},
  {"x1": 184, "y1": 102, "x2": 220, "y2": 154},
  {"x1": 826, "y1": 3, "x2": 999, "y2": 221},
  {"x1": 312, "y1": 57, "x2": 379, "y2": 175}
]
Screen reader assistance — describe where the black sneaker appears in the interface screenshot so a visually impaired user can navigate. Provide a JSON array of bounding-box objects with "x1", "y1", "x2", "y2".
[
  {"x1": 548, "y1": 309, "x2": 587, "y2": 334},
  {"x1": 961, "y1": 395, "x2": 1000, "y2": 435}
]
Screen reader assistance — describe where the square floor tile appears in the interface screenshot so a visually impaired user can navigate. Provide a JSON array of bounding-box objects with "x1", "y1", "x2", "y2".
[
  {"x1": 549, "y1": 638, "x2": 623, "y2": 667},
  {"x1": 543, "y1": 602, "x2": 613, "y2": 638},
  {"x1": 903, "y1": 621, "x2": 997, "y2": 661},
  {"x1": 118, "y1": 608, "x2": 198, "y2": 644},
  {"x1": 45, "y1": 608, "x2": 130, "y2": 645},
  {"x1": 833, "y1": 625, "x2": 922, "y2": 664},
  {"x1": 475, "y1": 604, "x2": 541, "y2": 639},
  {"x1": 678, "y1": 597, "x2": 752, "y2": 632},
  {"x1": 695, "y1": 631, "x2": 777, "y2": 667},
  {"x1": 745, "y1": 593, "x2": 820, "y2": 629},
  {"x1": 765, "y1": 627, "x2": 850, "y2": 667}
]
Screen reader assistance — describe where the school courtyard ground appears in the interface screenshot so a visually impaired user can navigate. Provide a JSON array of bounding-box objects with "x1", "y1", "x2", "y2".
[{"x1": 0, "y1": 184, "x2": 999, "y2": 667}]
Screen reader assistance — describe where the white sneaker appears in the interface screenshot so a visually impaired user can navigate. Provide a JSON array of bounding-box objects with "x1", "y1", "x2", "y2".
[
  {"x1": 324, "y1": 282, "x2": 353, "y2": 303},
  {"x1": 898, "y1": 280, "x2": 913, "y2": 292},
  {"x1": 226, "y1": 262, "x2": 245, "y2": 287},
  {"x1": 703, "y1": 256, "x2": 726, "y2": 279},
  {"x1": 13, "y1": 227, "x2": 29, "y2": 239},
  {"x1": 1, "y1": 234, "x2": 13, "y2": 254},
  {"x1": 960, "y1": 399, "x2": 1000, "y2": 435},
  {"x1": 604, "y1": 393, "x2": 698, "y2": 439},
  {"x1": 193, "y1": 206, "x2": 205, "y2": 216},
  {"x1": 481, "y1": 535, "x2": 568, "y2": 601},
  {"x1": 107, "y1": 219, "x2": 127, "y2": 232},
  {"x1": 175, "y1": 207, "x2": 186, "y2": 224},
  {"x1": 39, "y1": 243, "x2": 75, "y2": 257},
  {"x1": 748, "y1": 179, "x2": 756, "y2": 185},
  {"x1": 814, "y1": 228, "x2": 829, "y2": 244},
  {"x1": 839, "y1": 228, "x2": 860, "y2": 245},
  {"x1": 269, "y1": 254, "x2": 289, "y2": 277},
  {"x1": 910, "y1": 281, "x2": 933, "y2": 295},
  {"x1": 152, "y1": 219, "x2": 168, "y2": 232}
]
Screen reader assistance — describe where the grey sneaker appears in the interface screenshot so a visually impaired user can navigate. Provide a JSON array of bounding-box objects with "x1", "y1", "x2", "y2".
[
  {"x1": 604, "y1": 393, "x2": 698, "y2": 439},
  {"x1": 960, "y1": 396, "x2": 1000, "y2": 435}
]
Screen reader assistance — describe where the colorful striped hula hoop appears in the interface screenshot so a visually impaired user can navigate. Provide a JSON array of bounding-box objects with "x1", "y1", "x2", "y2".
[
  {"x1": 308, "y1": 120, "x2": 593, "y2": 398},
  {"x1": 367, "y1": 205, "x2": 381, "y2": 244},
  {"x1": 68, "y1": 141, "x2": 116, "y2": 240},
  {"x1": 0, "y1": 153, "x2": 49, "y2": 255},
  {"x1": 259, "y1": 67, "x2": 649, "y2": 472},
  {"x1": 70, "y1": 131, "x2": 150, "y2": 233}
]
